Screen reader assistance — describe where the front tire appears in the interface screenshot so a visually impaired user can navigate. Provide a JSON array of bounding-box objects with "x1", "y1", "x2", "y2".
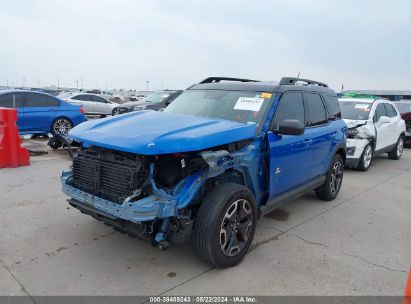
[
  {"x1": 315, "y1": 154, "x2": 344, "y2": 201},
  {"x1": 357, "y1": 144, "x2": 373, "y2": 171},
  {"x1": 388, "y1": 136, "x2": 404, "y2": 160},
  {"x1": 193, "y1": 183, "x2": 257, "y2": 268},
  {"x1": 51, "y1": 117, "x2": 73, "y2": 136},
  {"x1": 112, "y1": 108, "x2": 119, "y2": 116}
]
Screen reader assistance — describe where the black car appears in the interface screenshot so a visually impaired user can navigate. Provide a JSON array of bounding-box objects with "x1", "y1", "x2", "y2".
[{"x1": 118, "y1": 90, "x2": 182, "y2": 114}]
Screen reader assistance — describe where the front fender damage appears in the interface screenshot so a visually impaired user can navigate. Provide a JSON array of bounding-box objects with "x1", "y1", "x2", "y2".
[{"x1": 61, "y1": 146, "x2": 257, "y2": 248}]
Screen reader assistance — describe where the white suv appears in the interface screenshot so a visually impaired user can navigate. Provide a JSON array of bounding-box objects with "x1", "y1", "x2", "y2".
[
  {"x1": 339, "y1": 98, "x2": 406, "y2": 171},
  {"x1": 58, "y1": 93, "x2": 119, "y2": 116}
]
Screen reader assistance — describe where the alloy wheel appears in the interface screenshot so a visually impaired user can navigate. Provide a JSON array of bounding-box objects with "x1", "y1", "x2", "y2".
[
  {"x1": 363, "y1": 145, "x2": 372, "y2": 168},
  {"x1": 220, "y1": 199, "x2": 253, "y2": 257},
  {"x1": 397, "y1": 138, "x2": 404, "y2": 157},
  {"x1": 330, "y1": 161, "x2": 343, "y2": 195},
  {"x1": 53, "y1": 119, "x2": 71, "y2": 135}
]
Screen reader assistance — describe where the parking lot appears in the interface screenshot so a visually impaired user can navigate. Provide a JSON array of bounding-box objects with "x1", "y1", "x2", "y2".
[{"x1": 1, "y1": 140, "x2": 410, "y2": 296}]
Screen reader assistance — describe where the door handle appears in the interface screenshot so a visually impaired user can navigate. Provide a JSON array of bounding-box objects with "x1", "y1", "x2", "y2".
[{"x1": 304, "y1": 139, "x2": 313, "y2": 145}]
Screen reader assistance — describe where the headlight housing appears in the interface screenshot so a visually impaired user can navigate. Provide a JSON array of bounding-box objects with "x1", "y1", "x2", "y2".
[{"x1": 347, "y1": 128, "x2": 359, "y2": 139}]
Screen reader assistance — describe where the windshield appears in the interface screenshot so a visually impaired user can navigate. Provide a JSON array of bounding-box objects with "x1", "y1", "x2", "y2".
[
  {"x1": 141, "y1": 91, "x2": 175, "y2": 103},
  {"x1": 164, "y1": 90, "x2": 272, "y2": 126},
  {"x1": 396, "y1": 102, "x2": 411, "y2": 114},
  {"x1": 338, "y1": 100, "x2": 372, "y2": 120}
]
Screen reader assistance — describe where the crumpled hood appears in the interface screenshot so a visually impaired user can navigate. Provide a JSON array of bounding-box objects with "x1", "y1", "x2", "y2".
[
  {"x1": 343, "y1": 119, "x2": 375, "y2": 138},
  {"x1": 68, "y1": 110, "x2": 256, "y2": 155},
  {"x1": 343, "y1": 119, "x2": 368, "y2": 128}
]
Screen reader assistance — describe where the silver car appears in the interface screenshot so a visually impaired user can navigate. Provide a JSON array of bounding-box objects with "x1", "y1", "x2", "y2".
[{"x1": 58, "y1": 92, "x2": 119, "y2": 116}]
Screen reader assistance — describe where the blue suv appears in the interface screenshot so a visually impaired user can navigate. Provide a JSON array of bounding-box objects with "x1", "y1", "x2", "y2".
[{"x1": 62, "y1": 77, "x2": 347, "y2": 267}]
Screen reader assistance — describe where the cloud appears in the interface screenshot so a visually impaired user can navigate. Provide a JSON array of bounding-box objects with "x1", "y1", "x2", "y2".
[{"x1": 0, "y1": 0, "x2": 410, "y2": 91}]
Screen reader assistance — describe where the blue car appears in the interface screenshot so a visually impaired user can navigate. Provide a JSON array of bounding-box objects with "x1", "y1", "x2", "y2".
[
  {"x1": 0, "y1": 90, "x2": 87, "y2": 135},
  {"x1": 62, "y1": 76, "x2": 347, "y2": 267}
]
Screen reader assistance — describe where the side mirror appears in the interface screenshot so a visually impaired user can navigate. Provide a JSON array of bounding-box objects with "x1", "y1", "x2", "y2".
[
  {"x1": 277, "y1": 119, "x2": 305, "y2": 136},
  {"x1": 378, "y1": 116, "x2": 390, "y2": 124}
]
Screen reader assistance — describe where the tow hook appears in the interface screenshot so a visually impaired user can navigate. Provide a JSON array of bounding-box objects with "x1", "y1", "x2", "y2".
[
  {"x1": 154, "y1": 218, "x2": 171, "y2": 250},
  {"x1": 155, "y1": 232, "x2": 170, "y2": 250}
]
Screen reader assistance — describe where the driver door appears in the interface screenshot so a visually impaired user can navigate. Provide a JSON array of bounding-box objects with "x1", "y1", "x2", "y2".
[
  {"x1": 268, "y1": 91, "x2": 311, "y2": 197},
  {"x1": 373, "y1": 103, "x2": 391, "y2": 151}
]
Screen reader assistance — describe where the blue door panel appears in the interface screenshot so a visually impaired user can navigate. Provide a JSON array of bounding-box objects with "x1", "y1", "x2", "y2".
[
  {"x1": 24, "y1": 107, "x2": 56, "y2": 132},
  {"x1": 268, "y1": 131, "x2": 312, "y2": 197},
  {"x1": 16, "y1": 108, "x2": 25, "y2": 131},
  {"x1": 304, "y1": 124, "x2": 336, "y2": 178}
]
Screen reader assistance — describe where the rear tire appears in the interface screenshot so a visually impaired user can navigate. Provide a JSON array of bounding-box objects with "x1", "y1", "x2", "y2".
[
  {"x1": 112, "y1": 108, "x2": 119, "y2": 116},
  {"x1": 193, "y1": 183, "x2": 257, "y2": 268},
  {"x1": 315, "y1": 154, "x2": 344, "y2": 201},
  {"x1": 357, "y1": 144, "x2": 373, "y2": 171},
  {"x1": 388, "y1": 136, "x2": 404, "y2": 160},
  {"x1": 51, "y1": 117, "x2": 73, "y2": 136}
]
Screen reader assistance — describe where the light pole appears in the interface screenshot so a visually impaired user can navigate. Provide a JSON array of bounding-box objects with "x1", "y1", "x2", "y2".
[
  {"x1": 146, "y1": 80, "x2": 150, "y2": 92},
  {"x1": 76, "y1": 80, "x2": 79, "y2": 90}
]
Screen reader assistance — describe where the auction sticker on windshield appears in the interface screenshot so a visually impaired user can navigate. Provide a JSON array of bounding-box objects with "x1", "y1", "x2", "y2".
[
  {"x1": 355, "y1": 104, "x2": 370, "y2": 109},
  {"x1": 234, "y1": 97, "x2": 264, "y2": 111}
]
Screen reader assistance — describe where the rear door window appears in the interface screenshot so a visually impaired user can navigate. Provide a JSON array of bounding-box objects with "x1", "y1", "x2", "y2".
[
  {"x1": 25, "y1": 93, "x2": 59, "y2": 107},
  {"x1": 0, "y1": 94, "x2": 13, "y2": 108},
  {"x1": 305, "y1": 92, "x2": 328, "y2": 126}
]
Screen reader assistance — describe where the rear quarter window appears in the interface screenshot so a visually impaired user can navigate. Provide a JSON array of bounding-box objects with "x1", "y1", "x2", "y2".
[{"x1": 324, "y1": 95, "x2": 341, "y2": 119}]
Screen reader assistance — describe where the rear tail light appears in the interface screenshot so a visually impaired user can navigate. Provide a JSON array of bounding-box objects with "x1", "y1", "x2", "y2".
[{"x1": 79, "y1": 106, "x2": 85, "y2": 114}]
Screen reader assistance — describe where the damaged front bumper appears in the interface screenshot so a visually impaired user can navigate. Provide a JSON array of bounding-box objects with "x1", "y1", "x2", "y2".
[{"x1": 61, "y1": 169, "x2": 203, "y2": 223}]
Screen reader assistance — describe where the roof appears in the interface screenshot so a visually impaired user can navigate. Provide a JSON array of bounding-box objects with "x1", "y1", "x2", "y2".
[
  {"x1": 0, "y1": 89, "x2": 54, "y2": 96},
  {"x1": 189, "y1": 77, "x2": 336, "y2": 96},
  {"x1": 190, "y1": 81, "x2": 280, "y2": 92}
]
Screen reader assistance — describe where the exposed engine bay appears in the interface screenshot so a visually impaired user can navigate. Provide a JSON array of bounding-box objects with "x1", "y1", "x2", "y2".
[
  {"x1": 61, "y1": 126, "x2": 265, "y2": 252},
  {"x1": 65, "y1": 143, "x2": 255, "y2": 248},
  {"x1": 69, "y1": 146, "x2": 210, "y2": 204}
]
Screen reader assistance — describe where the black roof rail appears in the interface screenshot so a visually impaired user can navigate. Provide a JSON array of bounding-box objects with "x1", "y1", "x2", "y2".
[
  {"x1": 279, "y1": 77, "x2": 328, "y2": 88},
  {"x1": 199, "y1": 77, "x2": 260, "y2": 84}
]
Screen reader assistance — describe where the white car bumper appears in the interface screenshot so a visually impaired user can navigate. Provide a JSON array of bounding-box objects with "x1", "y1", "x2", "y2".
[{"x1": 345, "y1": 138, "x2": 371, "y2": 168}]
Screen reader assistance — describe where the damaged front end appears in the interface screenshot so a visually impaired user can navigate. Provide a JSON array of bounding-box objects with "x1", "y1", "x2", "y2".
[
  {"x1": 344, "y1": 120, "x2": 375, "y2": 167},
  {"x1": 61, "y1": 143, "x2": 259, "y2": 249}
]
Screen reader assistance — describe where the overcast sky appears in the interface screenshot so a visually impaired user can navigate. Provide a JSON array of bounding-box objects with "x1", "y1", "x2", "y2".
[{"x1": 1, "y1": 0, "x2": 410, "y2": 91}]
